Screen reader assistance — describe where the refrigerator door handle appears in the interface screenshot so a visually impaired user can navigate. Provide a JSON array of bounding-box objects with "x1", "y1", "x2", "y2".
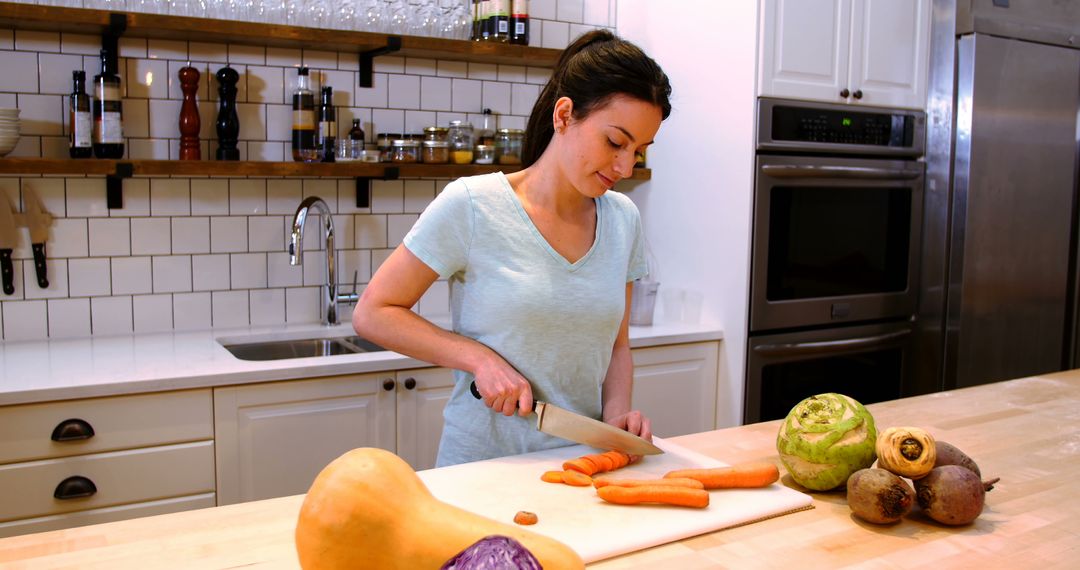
[
  {"x1": 761, "y1": 164, "x2": 923, "y2": 180},
  {"x1": 753, "y1": 329, "x2": 911, "y2": 357}
]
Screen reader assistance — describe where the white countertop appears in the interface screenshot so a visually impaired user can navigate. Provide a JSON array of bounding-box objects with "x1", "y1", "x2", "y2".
[{"x1": 0, "y1": 320, "x2": 723, "y2": 406}]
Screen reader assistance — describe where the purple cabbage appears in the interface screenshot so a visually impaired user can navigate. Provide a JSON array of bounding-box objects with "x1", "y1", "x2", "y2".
[{"x1": 440, "y1": 535, "x2": 543, "y2": 570}]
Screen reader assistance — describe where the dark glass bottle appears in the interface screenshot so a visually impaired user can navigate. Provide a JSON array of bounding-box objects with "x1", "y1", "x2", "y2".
[
  {"x1": 291, "y1": 67, "x2": 316, "y2": 162},
  {"x1": 317, "y1": 86, "x2": 336, "y2": 163},
  {"x1": 488, "y1": 0, "x2": 510, "y2": 42},
  {"x1": 69, "y1": 70, "x2": 92, "y2": 158},
  {"x1": 479, "y1": 0, "x2": 493, "y2": 41},
  {"x1": 510, "y1": 0, "x2": 529, "y2": 45},
  {"x1": 348, "y1": 119, "x2": 364, "y2": 143},
  {"x1": 471, "y1": 0, "x2": 482, "y2": 41},
  {"x1": 92, "y1": 50, "x2": 124, "y2": 159}
]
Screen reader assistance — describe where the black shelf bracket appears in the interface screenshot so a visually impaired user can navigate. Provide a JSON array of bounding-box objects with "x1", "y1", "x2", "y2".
[
  {"x1": 102, "y1": 12, "x2": 128, "y2": 72},
  {"x1": 359, "y1": 36, "x2": 402, "y2": 88},
  {"x1": 106, "y1": 162, "x2": 133, "y2": 210},
  {"x1": 356, "y1": 166, "x2": 399, "y2": 208}
]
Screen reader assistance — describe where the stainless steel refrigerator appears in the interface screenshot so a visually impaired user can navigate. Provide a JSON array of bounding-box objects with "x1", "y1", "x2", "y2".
[{"x1": 915, "y1": 0, "x2": 1080, "y2": 393}]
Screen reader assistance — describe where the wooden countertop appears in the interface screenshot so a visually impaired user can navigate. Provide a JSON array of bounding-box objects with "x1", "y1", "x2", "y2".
[{"x1": 2, "y1": 370, "x2": 1078, "y2": 568}]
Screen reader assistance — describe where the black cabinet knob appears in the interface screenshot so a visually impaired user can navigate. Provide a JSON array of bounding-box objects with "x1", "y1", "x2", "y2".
[
  {"x1": 840, "y1": 88, "x2": 851, "y2": 98},
  {"x1": 51, "y1": 418, "x2": 95, "y2": 442},
  {"x1": 403, "y1": 377, "x2": 416, "y2": 390},
  {"x1": 382, "y1": 379, "x2": 395, "y2": 391},
  {"x1": 54, "y1": 475, "x2": 97, "y2": 500},
  {"x1": 853, "y1": 89, "x2": 863, "y2": 100}
]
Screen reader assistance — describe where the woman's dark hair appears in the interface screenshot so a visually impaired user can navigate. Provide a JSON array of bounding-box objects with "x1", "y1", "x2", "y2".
[{"x1": 522, "y1": 30, "x2": 672, "y2": 167}]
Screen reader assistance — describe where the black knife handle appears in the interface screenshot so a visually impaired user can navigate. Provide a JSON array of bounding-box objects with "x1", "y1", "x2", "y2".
[
  {"x1": 470, "y1": 381, "x2": 482, "y2": 399},
  {"x1": 0, "y1": 249, "x2": 13, "y2": 295},
  {"x1": 31, "y1": 243, "x2": 48, "y2": 288}
]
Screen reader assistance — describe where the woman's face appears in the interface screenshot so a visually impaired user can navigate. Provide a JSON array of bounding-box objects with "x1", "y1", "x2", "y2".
[{"x1": 556, "y1": 95, "x2": 662, "y2": 198}]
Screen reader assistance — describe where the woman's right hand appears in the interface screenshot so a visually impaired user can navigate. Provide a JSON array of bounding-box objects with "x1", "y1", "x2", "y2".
[{"x1": 472, "y1": 354, "x2": 534, "y2": 417}]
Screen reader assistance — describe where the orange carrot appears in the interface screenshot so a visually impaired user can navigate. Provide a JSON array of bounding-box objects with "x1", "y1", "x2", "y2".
[
  {"x1": 605, "y1": 451, "x2": 631, "y2": 469},
  {"x1": 664, "y1": 462, "x2": 780, "y2": 489},
  {"x1": 541, "y1": 470, "x2": 564, "y2": 484},
  {"x1": 513, "y1": 511, "x2": 538, "y2": 525},
  {"x1": 591, "y1": 454, "x2": 615, "y2": 473},
  {"x1": 561, "y1": 470, "x2": 593, "y2": 487},
  {"x1": 562, "y1": 458, "x2": 596, "y2": 476},
  {"x1": 597, "y1": 485, "x2": 709, "y2": 508},
  {"x1": 593, "y1": 477, "x2": 705, "y2": 490}
]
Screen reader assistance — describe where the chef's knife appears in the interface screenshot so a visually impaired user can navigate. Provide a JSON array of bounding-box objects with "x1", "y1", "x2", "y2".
[
  {"x1": 23, "y1": 187, "x2": 50, "y2": 289},
  {"x1": 470, "y1": 381, "x2": 664, "y2": 455},
  {"x1": 0, "y1": 194, "x2": 16, "y2": 295}
]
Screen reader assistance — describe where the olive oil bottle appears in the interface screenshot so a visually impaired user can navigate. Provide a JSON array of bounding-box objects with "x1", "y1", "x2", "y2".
[{"x1": 92, "y1": 50, "x2": 124, "y2": 159}]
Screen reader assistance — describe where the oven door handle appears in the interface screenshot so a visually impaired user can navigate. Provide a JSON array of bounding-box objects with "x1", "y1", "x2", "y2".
[
  {"x1": 753, "y1": 329, "x2": 911, "y2": 357},
  {"x1": 760, "y1": 164, "x2": 923, "y2": 180}
]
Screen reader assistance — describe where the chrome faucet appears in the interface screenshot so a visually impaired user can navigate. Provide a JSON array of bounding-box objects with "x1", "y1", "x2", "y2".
[{"x1": 289, "y1": 196, "x2": 358, "y2": 325}]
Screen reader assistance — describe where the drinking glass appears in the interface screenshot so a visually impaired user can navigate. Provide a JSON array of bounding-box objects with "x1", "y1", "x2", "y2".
[{"x1": 168, "y1": 0, "x2": 206, "y2": 17}]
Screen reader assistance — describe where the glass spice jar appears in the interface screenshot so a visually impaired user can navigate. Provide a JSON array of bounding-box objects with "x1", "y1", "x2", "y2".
[
  {"x1": 422, "y1": 140, "x2": 450, "y2": 164},
  {"x1": 495, "y1": 128, "x2": 524, "y2": 165},
  {"x1": 423, "y1": 126, "x2": 449, "y2": 142},
  {"x1": 474, "y1": 144, "x2": 495, "y2": 165},
  {"x1": 448, "y1": 120, "x2": 475, "y2": 164},
  {"x1": 389, "y1": 139, "x2": 420, "y2": 163},
  {"x1": 377, "y1": 132, "x2": 399, "y2": 162}
]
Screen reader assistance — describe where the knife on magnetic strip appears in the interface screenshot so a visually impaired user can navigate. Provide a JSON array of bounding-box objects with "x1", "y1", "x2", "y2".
[
  {"x1": 23, "y1": 187, "x2": 51, "y2": 289},
  {"x1": 0, "y1": 193, "x2": 16, "y2": 295},
  {"x1": 469, "y1": 381, "x2": 663, "y2": 455}
]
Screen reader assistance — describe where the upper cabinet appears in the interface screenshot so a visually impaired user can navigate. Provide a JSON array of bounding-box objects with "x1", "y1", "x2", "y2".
[{"x1": 758, "y1": 0, "x2": 930, "y2": 109}]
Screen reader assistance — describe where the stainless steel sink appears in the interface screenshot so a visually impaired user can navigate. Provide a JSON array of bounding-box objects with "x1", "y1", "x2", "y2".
[{"x1": 221, "y1": 335, "x2": 386, "y2": 361}]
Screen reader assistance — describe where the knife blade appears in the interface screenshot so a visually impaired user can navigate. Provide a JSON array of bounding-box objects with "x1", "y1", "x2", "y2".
[
  {"x1": 0, "y1": 193, "x2": 16, "y2": 295},
  {"x1": 23, "y1": 186, "x2": 51, "y2": 289},
  {"x1": 469, "y1": 381, "x2": 664, "y2": 456}
]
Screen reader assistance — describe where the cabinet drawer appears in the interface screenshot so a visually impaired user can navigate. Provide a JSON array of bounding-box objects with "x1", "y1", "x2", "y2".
[
  {"x1": 0, "y1": 441, "x2": 215, "y2": 523},
  {"x1": 0, "y1": 493, "x2": 216, "y2": 539},
  {"x1": 0, "y1": 389, "x2": 213, "y2": 464}
]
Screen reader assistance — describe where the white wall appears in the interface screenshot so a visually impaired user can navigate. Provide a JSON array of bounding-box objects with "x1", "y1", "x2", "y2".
[{"x1": 617, "y1": 0, "x2": 759, "y2": 427}]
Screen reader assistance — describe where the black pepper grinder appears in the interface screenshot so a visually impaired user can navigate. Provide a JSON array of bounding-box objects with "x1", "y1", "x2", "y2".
[{"x1": 215, "y1": 66, "x2": 240, "y2": 161}]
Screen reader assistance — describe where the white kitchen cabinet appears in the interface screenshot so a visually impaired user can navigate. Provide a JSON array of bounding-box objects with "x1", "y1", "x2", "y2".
[
  {"x1": 213, "y1": 372, "x2": 397, "y2": 505},
  {"x1": 0, "y1": 390, "x2": 216, "y2": 538},
  {"x1": 759, "y1": 0, "x2": 930, "y2": 109},
  {"x1": 395, "y1": 367, "x2": 455, "y2": 471},
  {"x1": 630, "y1": 342, "x2": 719, "y2": 438}
]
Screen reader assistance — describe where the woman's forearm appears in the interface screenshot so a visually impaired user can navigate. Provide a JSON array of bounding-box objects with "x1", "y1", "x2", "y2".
[{"x1": 601, "y1": 343, "x2": 634, "y2": 422}]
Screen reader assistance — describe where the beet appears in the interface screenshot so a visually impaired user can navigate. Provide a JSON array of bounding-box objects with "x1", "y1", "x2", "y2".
[
  {"x1": 847, "y1": 468, "x2": 915, "y2": 524},
  {"x1": 933, "y1": 441, "x2": 982, "y2": 478},
  {"x1": 915, "y1": 465, "x2": 993, "y2": 525}
]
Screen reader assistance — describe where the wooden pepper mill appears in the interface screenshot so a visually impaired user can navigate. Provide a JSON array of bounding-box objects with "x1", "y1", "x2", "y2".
[
  {"x1": 178, "y1": 65, "x2": 201, "y2": 160},
  {"x1": 215, "y1": 66, "x2": 240, "y2": 161}
]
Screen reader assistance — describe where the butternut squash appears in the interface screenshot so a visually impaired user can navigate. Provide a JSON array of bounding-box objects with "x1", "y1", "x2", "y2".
[{"x1": 295, "y1": 447, "x2": 585, "y2": 570}]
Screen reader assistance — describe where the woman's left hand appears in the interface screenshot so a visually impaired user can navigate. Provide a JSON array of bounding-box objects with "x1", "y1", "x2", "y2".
[{"x1": 605, "y1": 410, "x2": 653, "y2": 464}]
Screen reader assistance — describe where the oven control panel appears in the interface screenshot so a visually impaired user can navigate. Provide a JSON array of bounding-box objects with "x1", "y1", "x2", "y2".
[{"x1": 757, "y1": 98, "x2": 926, "y2": 157}]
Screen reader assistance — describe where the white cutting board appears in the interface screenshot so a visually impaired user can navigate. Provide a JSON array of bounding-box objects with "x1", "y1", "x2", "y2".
[{"x1": 417, "y1": 437, "x2": 813, "y2": 563}]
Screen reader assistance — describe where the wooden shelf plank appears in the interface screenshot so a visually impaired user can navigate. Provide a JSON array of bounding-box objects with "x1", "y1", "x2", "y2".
[
  {"x1": 0, "y1": 158, "x2": 652, "y2": 182},
  {"x1": 0, "y1": 2, "x2": 562, "y2": 67}
]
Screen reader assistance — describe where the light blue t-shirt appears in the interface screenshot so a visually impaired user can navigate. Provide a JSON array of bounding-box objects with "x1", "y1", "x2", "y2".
[{"x1": 403, "y1": 172, "x2": 648, "y2": 466}]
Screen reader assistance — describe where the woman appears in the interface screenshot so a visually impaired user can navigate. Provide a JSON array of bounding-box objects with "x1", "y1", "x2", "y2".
[{"x1": 353, "y1": 30, "x2": 672, "y2": 467}]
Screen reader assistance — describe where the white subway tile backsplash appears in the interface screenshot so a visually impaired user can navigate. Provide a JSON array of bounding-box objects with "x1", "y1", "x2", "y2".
[
  {"x1": 511, "y1": 83, "x2": 540, "y2": 116},
  {"x1": 371, "y1": 108, "x2": 404, "y2": 137},
  {"x1": 557, "y1": 0, "x2": 586, "y2": 23},
  {"x1": 481, "y1": 82, "x2": 511, "y2": 115},
  {"x1": 387, "y1": 214, "x2": 419, "y2": 247},
  {"x1": 371, "y1": 248, "x2": 393, "y2": 274},
  {"x1": 8, "y1": 134, "x2": 40, "y2": 158},
  {"x1": 90, "y1": 296, "x2": 133, "y2": 335},
  {"x1": 66, "y1": 179, "x2": 110, "y2": 218},
  {"x1": 48, "y1": 297, "x2": 91, "y2": 338},
  {"x1": 371, "y1": 180, "x2": 403, "y2": 214},
  {"x1": 266, "y1": 180, "x2": 303, "y2": 214},
  {"x1": 191, "y1": 179, "x2": 230, "y2": 215},
  {"x1": 373, "y1": 56, "x2": 405, "y2": 74},
  {"x1": 267, "y1": 251, "x2": 303, "y2": 287},
  {"x1": 467, "y1": 63, "x2": 498, "y2": 81},
  {"x1": 229, "y1": 179, "x2": 267, "y2": 215},
  {"x1": 583, "y1": 0, "x2": 611, "y2": 26},
  {"x1": 532, "y1": 0, "x2": 557, "y2": 20},
  {"x1": 302, "y1": 50, "x2": 337, "y2": 70},
  {"x1": 228, "y1": 44, "x2": 266, "y2": 66},
  {"x1": 211, "y1": 216, "x2": 248, "y2": 253},
  {"x1": 212, "y1": 289, "x2": 249, "y2": 327},
  {"x1": 403, "y1": 180, "x2": 435, "y2": 214},
  {"x1": 405, "y1": 58, "x2": 438, "y2": 76},
  {"x1": 0, "y1": 29, "x2": 12, "y2": 50},
  {"x1": 355, "y1": 215, "x2": 388, "y2": 249},
  {"x1": 404, "y1": 110, "x2": 436, "y2": 135},
  {"x1": 49, "y1": 218, "x2": 89, "y2": 258},
  {"x1": 542, "y1": 20, "x2": 571, "y2": 49},
  {"x1": 248, "y1": 141, "x2": 285, "y2": 162},
  {"x1": 147, "y1": 98, "x2": 182, "y2": 139},
  {"x1": 437, "y1": 61, "x2": 468, "y2": 78},
  {"x1": 249, "y1": 216, "x2": 284, "y2": 252},
  {"x1": 246, "y1": 66, "x2": 285, "y2": 104},
  {"x1": 40, "y1": 136, "x2": 69, "y2": 159},
  {"x1": 266, "y1": 47, "x2": 301, "y2": 68},
  {"x1": 230, "y1": 253, "x2": 268, "y2": 289},
  {"x1": 61, "y1": 33, "x2": 100, "y2": 56},
  {"x1": 265, "y1": 103, "x2": 291, "y2": 143},
  {"x1": 337, "y1": 249, "x2": 370, "y2": 286},
  {"x1": 15, "y1": 30, "x2": 59, "y2": 53},
  {"x1": 237, "y1": 102, "x2": 267, "y2": 140},
  {"x1": 22, "y1": 259, "x2": 68, "y2": 299},
  {"x1": 418, "y1": 279, "x2": 450, "y2": 319},
  {"x1": 148, "y1": 39, "x2": 187, "y2": 60},
  {"x1": 127, "y1": 58, "x2": 169, "y2": 99},
  {"x1": 4, "y1": 300, "x2": 48, "y2": 341},
  {"x1": 123, "y1": 98, "x2": 151, "y2": 138},
  {"x1": 451, "y1": 79, "x2": 482, "y2": 113},
  {"x1": 132, "y1": 218, "x2": 173, "y2": 255},
  {"x1": 249, "y1": 288, "x2": 285, "y2": 326},
  {"x1": 321, "y1": 69, "x2": 355, "y2": 107},
  {"x1": 17, "y1": 94, "x2": 63, "y2": 136},
  {"x1": 119, "y1": 37, "x2": 148, "y2": 59},
  {"x1": 285, "y1": 286, "x2": 319, "y2": 323},
  {"x1": 111, "y1": 257, "x2": 153, "y2": 295},
  {"x1": 68, "y1": 258, "x2": 111, "y2": 297},
  {"x1": 301, "y1": 253, "x2": 326, "y2": 287},
  {"x1": 150, "y1": 179, "x2": 191, "y2": 216},
  {"x1": 111, "y1": 179, "x2": 152, "y2": 217},
  {"x1": 133, "y1": 294, "x2": 174, "y2": 332},
  {"x1": 173, "y1": 292, "x2": 211, "y2": 330},
  {"x1": 129, "y1": 138, "x2": 172, "y2": 160},
  {"x1": 497, "y1": 65, "x2": 527, "y2": 83},
  {"x1": 190, "y1": 42, "x2": 229, "y2": 64},
  {"x1": 192, "y1": 254, "x2": 231, "y2": 291},
  {"x1": 39, "y1": 53, "x2": 85, "y2": 95},
  {"x1": 89, "y1": 218, "x2": 131, "y2": 256},
  {"x1": 420, "y1": 76, "x2": 453, "y2": 112},
  {"x1": 388, "y1": 74, "x2": 421, "y2": 110},
  {"x1": 153, "y1": 255, "x2": 193, "y2": 293},
  {"x1": 569, "y1": 24, "x2": 597, "y2": 42}
]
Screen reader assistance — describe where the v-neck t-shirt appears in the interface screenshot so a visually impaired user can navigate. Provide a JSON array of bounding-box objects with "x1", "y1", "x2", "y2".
[{"x1": 402, "y1": 172, "x2": 648, "y2": 466}]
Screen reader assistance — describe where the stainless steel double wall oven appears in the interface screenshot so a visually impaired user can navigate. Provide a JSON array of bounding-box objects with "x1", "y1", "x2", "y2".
[{"x1": 745, "y1": 98, "x2": 926, "y2": 423}]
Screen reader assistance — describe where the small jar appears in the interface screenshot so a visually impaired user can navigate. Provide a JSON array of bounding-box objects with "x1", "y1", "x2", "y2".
[
  {"x1": 423, "y1": 126, "x2": 449, "y2": 142},
  {"x1": 422, "y1": 140, "x2": 450, "y2": 164},
  {"x1": 448, "y1": 120, "x2": 475, "y2": 164},
  {"x1": 376, "y1": 132, "x2": 399, "y2": 162},
  {"x1": 389, "y1": 139, "x2": 420, "y2": 163},
  {"x1": 474, "y1": 144, "x2": 495, "y2": 165},
  {"x1": 495, "y1": 128, "x2": 524, "y2": 165}
]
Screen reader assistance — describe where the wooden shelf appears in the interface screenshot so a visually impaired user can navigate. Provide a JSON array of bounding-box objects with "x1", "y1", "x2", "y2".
[
  {"x1": 0, "y1": 158, "x2": 652, "y2": 182},
  {"x1": 0, "y1": 2, "x2": 562, "y2": 68}
]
